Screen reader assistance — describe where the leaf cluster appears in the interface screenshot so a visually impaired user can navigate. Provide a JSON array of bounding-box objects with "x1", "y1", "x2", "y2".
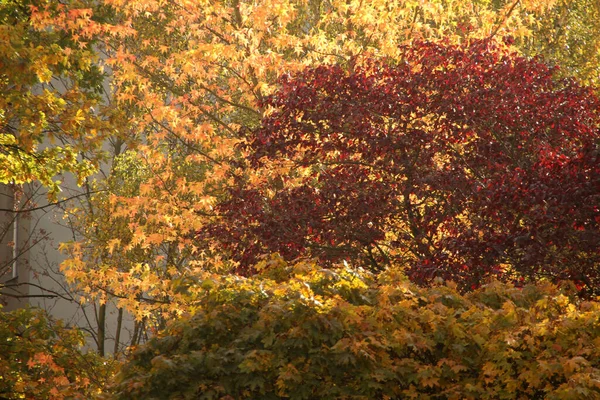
[
  {"x1": 0, "y1": 306, "x2": 115, "y2": 399},
  {"x1": 0, "y1": 0, "x2": 112, "y2": 195}
]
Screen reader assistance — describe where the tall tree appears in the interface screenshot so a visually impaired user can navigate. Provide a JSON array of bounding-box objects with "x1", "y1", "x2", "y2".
[
  {"x1": 0, "y1": 0, "x2": 137, "y2": 356},
  {"x1": 51, "y1": 0, "x2": 600, "y2": 318}
]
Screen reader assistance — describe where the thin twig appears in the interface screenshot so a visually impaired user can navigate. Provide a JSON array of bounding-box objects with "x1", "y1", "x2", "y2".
[
  {"x1": 488, "y1": 0, "x2": 520, "y2": 40},
  {"x1": 0, "y1": 190, "x2": 106, "y2": 213}
]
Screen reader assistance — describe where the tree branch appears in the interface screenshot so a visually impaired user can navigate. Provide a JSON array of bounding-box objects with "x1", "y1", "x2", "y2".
[
  {"x1": 0, "y1": 293, "x2": 58, "y2": 299},
  {"x1": 488, "y1": 0, "x2": 520, "y2": 40},
  {"x1": 0, "y1": 282, "x2": 77, "y2": 303},
  {"x1": 0, "y1": 190, "x2": 107, "y2": 214}
]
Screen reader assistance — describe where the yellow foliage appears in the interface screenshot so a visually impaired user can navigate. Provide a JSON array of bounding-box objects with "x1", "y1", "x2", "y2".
[{"x1": 32, "y1": 0, "x2": 600, "y2": 322}]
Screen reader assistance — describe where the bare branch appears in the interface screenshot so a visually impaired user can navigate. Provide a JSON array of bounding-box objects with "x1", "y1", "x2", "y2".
[
  {"x1": 0, "y1": 190, "x2": 107, "y2": 214},
  {"x1": 0, "y1": 282, "x2": 77, "y2": 303}
]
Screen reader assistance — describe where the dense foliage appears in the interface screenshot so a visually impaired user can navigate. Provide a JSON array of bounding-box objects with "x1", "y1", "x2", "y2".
[
  {"x1": 47, "y1": 0, "x2": 600, "y2": 320},
  {"x1": 0, "y1": 307, "x2": 113, "y2": 399},
  {"x1": 205, "y1": 39, "x2": 600, "y2": 295},
  {"x1": 0, "y1": 0, "x2": 112, "y2": 195},
  {"x1": 113, "y1": 257, "x2": 600, "y2": 399},
  {"x1": 0, "y1": 2, "x2": 599, "y2": 399}
]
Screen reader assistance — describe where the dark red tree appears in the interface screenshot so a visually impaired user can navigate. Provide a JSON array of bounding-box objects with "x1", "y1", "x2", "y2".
[{"x1": 202, "y1": 40, "x2": 600, "y2": 294}]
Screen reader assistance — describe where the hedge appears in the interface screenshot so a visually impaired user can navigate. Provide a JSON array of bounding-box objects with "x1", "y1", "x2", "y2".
[{"x1": 113, "y1": 257, "x2": 600, "y2": 399}]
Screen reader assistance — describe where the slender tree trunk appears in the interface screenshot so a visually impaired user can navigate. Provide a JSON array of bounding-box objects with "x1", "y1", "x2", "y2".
[
  {"x1": 131, "y1": 319, "x2": 141, "y2": 347},
  {"x1": 97, "y1": 303, "x2": 106, "y2": 357},
  {"x1": 113, "y1": 307, "x2": 123, "y2": 357}
]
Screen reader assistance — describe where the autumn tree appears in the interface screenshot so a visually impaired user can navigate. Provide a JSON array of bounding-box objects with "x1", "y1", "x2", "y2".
[
  {"x1": 0, "y1": 0, "x2": 106, "y2": 284},
  {"x1": 0, "y1": 0, "x2": 139, "y2": 358},
  {"x1": 0, "y1": 0, "x2": 113, "y2": 193},
  {"x1": 204, "y1": 39, "x2": 600, "y2": 294},
  {"x1": 0, "y1": 0, "x2": 115, "y2": 280},
  {"x1": 50, "y1": 0, "x2": 600, "y2": 319}
]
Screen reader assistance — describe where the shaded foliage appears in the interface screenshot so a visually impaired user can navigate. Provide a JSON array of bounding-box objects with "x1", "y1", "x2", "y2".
[{"x1": 113, "y1": 258, "x2": 600, "y2": 399}]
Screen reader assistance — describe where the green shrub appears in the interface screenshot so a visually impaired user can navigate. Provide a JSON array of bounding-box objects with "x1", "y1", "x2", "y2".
[{"x1": 113, "y1": 257, "x2": 600, "y2": 399}]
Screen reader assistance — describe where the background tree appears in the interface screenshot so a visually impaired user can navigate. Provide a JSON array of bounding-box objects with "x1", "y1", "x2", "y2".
[
  {"x1": 0, "y1": 0, "x2": 139, "y2": 357},
  {"x1": 205, "y1": 40, "x2": 600, "y2": 294},
  {"x1": 517, "y1": 0, "x2": 600, "y2": 87}
]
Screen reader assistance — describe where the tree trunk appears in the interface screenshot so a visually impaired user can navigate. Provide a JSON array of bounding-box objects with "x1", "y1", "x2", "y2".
[
  {"x1": 97, "y1": 303, "x2": 106, "y2": 357},
  {"x1": 113, "y1": 307, "x2": 123, "y2": 357}
]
